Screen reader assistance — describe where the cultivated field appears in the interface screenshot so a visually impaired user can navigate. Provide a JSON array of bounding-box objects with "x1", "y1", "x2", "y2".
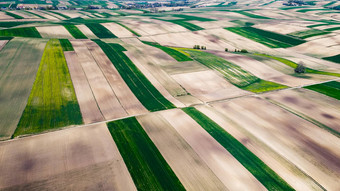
[{"x1": 0, "y1": 1, "x2": 340, "y2": 190}]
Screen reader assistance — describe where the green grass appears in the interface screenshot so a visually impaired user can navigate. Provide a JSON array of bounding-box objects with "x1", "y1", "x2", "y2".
[
  {"x1": 280, "y1": 6, "x2": 309, "y2": 10},
  {"x1": 305, "y1": 81, "x2": 340, "y2": 100},
  {"x1": 112, "y1": 21, "x2": 141, "y2": 37},
  {"x1": 49, "y1": 11, "x2": 71, "y2": 19},
  {"x1": 288, "y1": 29, "x2": 330, "y2": 39},
  {"x1": 225, "y1": 27, "x2": 306, "y2": 48},
  {"x1": 14, "y1": 39, "x2": 82, "y2": 137},
  {"x1": 183, "y1": 49, "x2": 287, "y2": 92},
  {"x1": 93, "y1": 40, "x2": 175, "y2": 111},
  {"x1": 296, "y1": 8, "x2": 331, "y2": 13},
  {"x1": 255, "y1": 53, "x2": 340, "y2": 77},
  {"x1": 63, "y1": 24, "x2": 87, "y2": 39},
  {"x1": 171, "y1": 14, "x2": 216, "y2": 21},
  {"x1": 142, "y1": 41, "x2": 193, "y2": 62},
  {"x1": 85, "y1": 23, "x2": 117, "y2": 38},
  {"x1": 5, "y1": 11, "x2": 24, "y2": 19},
  {"x1": 59, "y1": 39, "x2": 74, "y2": 51},
  {"x1": 182, "y1": 107, "x2": 294, "y2": 191},
  {"x1": 0, "y1": 27, "x2": 42, "y2": 38},
  {"x1": 324, "y1": 1, "x2": 337, "y2": 7},
  {"x1": 107, "y1": 117, "x2": 185, "y2": 191},
  {"x1": 323, "y1": 54, "x2": 340, "y2": 64}
]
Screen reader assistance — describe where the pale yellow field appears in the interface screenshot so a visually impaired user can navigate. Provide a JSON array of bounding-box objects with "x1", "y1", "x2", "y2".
[{"x1": 36, "y1": 26, "x2": 73, "y2": 39}]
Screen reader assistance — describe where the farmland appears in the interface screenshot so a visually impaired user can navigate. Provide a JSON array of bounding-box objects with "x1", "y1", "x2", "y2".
[{"x1": 0, "y1": 1, "x2": 340, "y2": 190}]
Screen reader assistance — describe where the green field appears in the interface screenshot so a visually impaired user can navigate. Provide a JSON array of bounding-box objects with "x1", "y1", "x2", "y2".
[
  {"x1": 0, "y1": 38, "x2": 47, "y2": 139},
  {"x1": 5, "y1": 11, "x2": 24, "y2": 19},
  {"x1": 324, "y1": 27, "x2": 340, "y2": 32},
  {"x1": 63, "y1": 24, "x2": 87, "y2": 39},
  {"x1": 169, "y1": 20, "x2": 204, "y2": 31},
  {"x1": 305, "y1": 81, "x2": 340, "y2": 100},
  {"x1": 0, "y1": 27, "x2": 42, "y2": 38},
  {"x1": 183, "y1": 49, "x2": 287, "y2": 92},
  {"x1": 59, "y1": 39, "x2": 74, "y2": 51},
  {"x1": 107, "y1": 117, "x2": 185, "y2": 191},
  {"x1": 255, "y1": 53, "x2": 340, "y2": 77},
  {"x1": 0, "y1": 21, "x2": 38, "y2": 28},
  {"x1": 171, "y1": 14, "x2": 216, "y2": 21},
  {"x1": 225, "y1": 27, "x2": 306, "y2": 48},
  {"x1": 85, "y1": 23, "x2": 117, "y2": 38},
  {"x1": 323, "y1": 54, "x2": 340, "y2": 64},
  {"x1": 142, "y1": 41, "x2": 193, "y2": 62},
  {"x1": 94, "y1": 40, "x2": 175, "y2": 111},
  {"x1": 221, "y1": 10, "x2": 271, "y2": 19},
  {"x1": 14, "y1": 39, "x2": 82, "y2": 137},
  {"x1": 288, "y1": 29, "x2": 330, "y2": 39},
  {"x1": 183, "y1": 107, "x2": 294, "y2": 191},
  {"x1": 296, "y1": 8, "x2": 331, "y2": 13}
]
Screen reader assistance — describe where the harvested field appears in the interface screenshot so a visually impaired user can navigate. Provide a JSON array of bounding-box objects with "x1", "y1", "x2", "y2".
[
  {"x1": 183, "y1": 107, "x2": 294, "y2": 190},
  {"x1": 36, "y1": 26, "x2": 73, "y2": 39},
  {"x1": 76, "y1": 24, "x2": 98, "y2": 39},
  {"x1": 82, "y1": 40, "x2": 148, "y2": 116},
  {"x1": 107, "y1": 117, "x2": 185, "y2": 191},
  {"x1": 0, "y1": 123, "x2": 136, "y2": 191},
  {"x1": 160, "y1": 109, "x2": 266, "y2": 190},
  {"x1": 0, "y1": 11, "x2": 15, "y2": 20},
  {"x1": 253, "y1": 23, "x2": 308, "y2": 34},
  {"x1": 137, "y1": 113, "x2": 227, "y2": 190},
  {"x1": 64, "y1": 51, "x2": 104, "y2": 124},
  {"x1": 162, "y1": 60, "x2": 208, "y2": 75},
  {"x1": 70, "y1": 40, "x2": 127, "y2": 120},
  {"x1": 0, "y1": 39, "x2": 8, "y2": 51},
  {"x1": 0, "y1": 38, "x2": 47, "y2": 139},
  {"x1": 172, "y1": 70, "x2": 250, "y2": 102},
  {"x1": 28, "y1": 11, "x2": 59, "y2": 20},
  {"x1": 101, "y1": 22, "x2": 136, "y2": 38},
  {"x1": 211, "y1": 97, "x2": 340, "y2": 190},
  {"x1": 14, "y1": 39, "x2": 82, "y2": 137},
  {"x1": 196, "y1": 105, "x2": 323, "y2": 190},
  {"x1": 264, "y1": 88, "x2": 340, "y2": 135},
  {"x1": 211, "y1": 51, "x2": 316, "y2": 87}
]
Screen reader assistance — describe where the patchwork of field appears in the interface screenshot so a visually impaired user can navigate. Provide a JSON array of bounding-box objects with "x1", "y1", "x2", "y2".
[{"x1": 0, "y1": 2, "x2": 340, "y2": 190}]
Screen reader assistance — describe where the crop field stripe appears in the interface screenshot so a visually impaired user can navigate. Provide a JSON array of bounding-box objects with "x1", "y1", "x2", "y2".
[
  {"x1": 288, "y1": 29, "x2": 331, "y2": 39},
  {"x1": 323, "y1": 54, "x2": 340, "y2": 64},
  {"x1": 324, "y1": 27, "x2": 340, "y2": 32},
  {"x1": 112, "y1": 21, "x2": 141, "y2": 37},
  {"x1": 50, "y1": 11, "x2": 71, "y2": 19},
  {"x1": 14, "y1": 39, "x2": 82, "y2": 137},
  {"x1": 23, "y1": 11, "x2": 46, "y2": 19},
  {"x1": 142, "y1": 41, "x2": 193, "y2": 62},
  {"x1": 225, "y1": 27, "x2": 306, "y2": 48},
  {"x1": 172, "y1": 20, "x2": 204, "y2": 31},
  {"x1": 85, "y1": 23, "x2": 117, "y2": 38},
  {"x1": 93, "y1": 39, "x2": 175, "y2": 111},
  {"x1": 183, "y1": 49, "x2": 287, "y2": 92},
  {"x1": 182, "y1": 107, "x2": 294, "y2": 191},
  {"x1": 5, "y1": 11, "x2": 24, "y2": 19},
  {"x1": 63, "y1": 24, "x2": 87, "y2": 39},
  {"x1": 255, "y1": 53, "x2": 340, "y2": 77},
  {"x1": 304, "y1": 82, "x2": 340, "y2": 100},
  {"x1": 59, "y1": 39, "x2": 74, "y2": 51},
  {"x1": 0, "y1": 27, "x2": 42, "y2": 38},
  {"x1": 107, "y1": 117, "x2": 186, "y2": 191}
]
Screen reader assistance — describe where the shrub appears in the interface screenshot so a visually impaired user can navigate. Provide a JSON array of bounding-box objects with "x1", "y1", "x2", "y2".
[
  {"x1": 240, "y1": 49, "x2": 248, "y2": 53},
  {"x1": 295, "y1": 62, "x2": 306, "y2": 73},
  {"x1": 225, "y1": 48, "x2": 228, "y2": 52}
]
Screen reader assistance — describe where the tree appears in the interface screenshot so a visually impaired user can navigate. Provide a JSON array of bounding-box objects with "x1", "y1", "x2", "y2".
[
  {"x1": 225, "y1": 48, "x2": 228, "y2": 52},
  {"x1": 240, "y1": 49, "x2": 248, "y2": 53},
  {"x1": 295, "y1": 62, "x2": 306, "y2": 73}
]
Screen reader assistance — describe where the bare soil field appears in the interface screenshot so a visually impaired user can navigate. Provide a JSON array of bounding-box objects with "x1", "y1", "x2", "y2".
[
  {"x1": 137, "y1": 113, "x2": 227, "y2": 191},
  {"x1": 101, "y1": 22, "x2": 136, "y2": 38},
  {"x1": 0, "y1": 38, "x2": 47, "y2": 140},
  {"x1": 160, "y1": 109, "x2": 266, "y2": 191},
  {"x1": 0, "y1": 12, "x2": 15, "y2": 20},
  {"x1": 172, "y1": 70, "x2": 250, "y2": 102},
  {"x1": 70, "y1": 40, "x2": 127, "y2": 120},
  {"x1": 36, "y1": 26, "x2": 74, "y2": 39},
  {"x1": 64, "y1": 51, "x2": 104, "y2": 124},
  {"x1": 0, "y1": 123, "x2": 136, "y2": 191},
  {"x1": 253, "y1": 23, "x2": 308, "y2": 34},
  {"x1": 211, "y1": 97, "x2": 340, "y2": 190},
  {"x1": 83, "y1": 40, "x2": 148, "y2": 115},
  {"x1": 211, "y1": 51, "x2": 316, "y2": 87},
  {"x1": 0, "y1": 40, "x2": 8, "y2": 51},
  {"x1": 27, "y1": 11, "x2": 59, "y2": 20},
  {"x1": 264, "y1": 88, "x2": 340, "y2": 133},
  {"x1": 76, "y1": 25, "x2": 98, "y2": 39},
  {"x1": 195, "y1": 105, "x2": 323, "y2": 191}
]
